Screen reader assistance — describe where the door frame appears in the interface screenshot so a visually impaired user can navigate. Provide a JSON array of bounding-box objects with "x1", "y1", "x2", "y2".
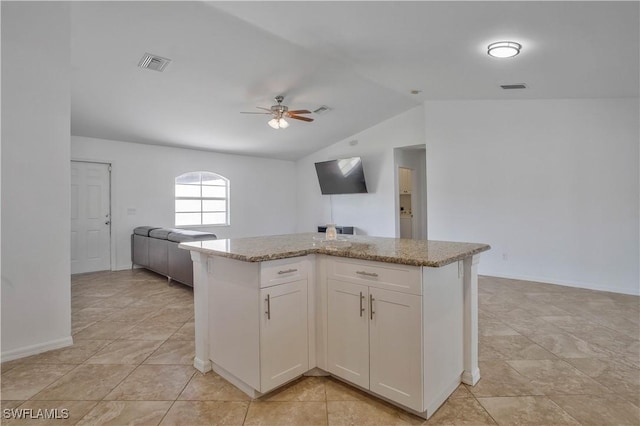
[
  {"x1": 393, "y1": 146, "x2": 427, "y2": 240},
  {"x1": 71, "y1": 158, "x2": 114, "y2": 272}
]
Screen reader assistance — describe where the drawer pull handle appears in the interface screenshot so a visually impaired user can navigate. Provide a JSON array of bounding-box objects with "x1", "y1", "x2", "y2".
[
  {"x1": 370, "y1": 294, "x2": 375, "y2": 320},
  {"x1": 359, "y1": 292, "x2": 365, "y2": 317},
  {"x1": 265, "y1": 294, "x2": 271, "y2": 320},
  {"x1": 277, "y1": 268, "x2": 298, "y2": 275},
  {"x1": 356, "y1": 270, "x2": 378, "y2": 278}
]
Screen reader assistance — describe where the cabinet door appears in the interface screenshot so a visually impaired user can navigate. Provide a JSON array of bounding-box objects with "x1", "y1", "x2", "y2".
[
  {"x1": 369, "y1": 287, "x2": 423, "y2": 411},
  {"x1": 327, "y1": 279, "x2": 370, "y2": 389},
  {"x1": 399, "y1": 168, "x2": 412, "y2": 194},
  {"x1": 260, "y1": 279, "x2": 309, "y2": 392},
  {"x1": 400, "y1": 217, "x2": 413, "y2": 239}
]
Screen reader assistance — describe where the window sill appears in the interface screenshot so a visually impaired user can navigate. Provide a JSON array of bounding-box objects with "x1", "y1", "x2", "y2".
[{"x1": 175, "y1": 224, "x2": 230, "y2": 229}]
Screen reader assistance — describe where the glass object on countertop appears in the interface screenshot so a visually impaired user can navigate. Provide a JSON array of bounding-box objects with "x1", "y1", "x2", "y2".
[{"x1": 325, "y1": 224, "x2": 337, "y2": 241}]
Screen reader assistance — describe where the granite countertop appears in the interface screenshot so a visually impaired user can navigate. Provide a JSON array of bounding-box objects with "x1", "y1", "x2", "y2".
[{"x1": 180, "y1": 233, "x2": 490, "y2": 267}]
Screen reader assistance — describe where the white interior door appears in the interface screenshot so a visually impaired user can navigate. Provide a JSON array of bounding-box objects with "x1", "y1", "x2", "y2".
[{"x1": 70, "y1": 161, "x2": 111, "y2": 274}]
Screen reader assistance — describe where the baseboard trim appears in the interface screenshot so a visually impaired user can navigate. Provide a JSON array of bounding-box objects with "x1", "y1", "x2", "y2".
[
  {"x1": 193, "y1": 357, "x2": 212, "y2": 373},
  {"x1": 479, "y1": 272, "x2": 639, "y2": 296},
  {"x1": 115, "y1": 264, "x2": 137, "y2": 271},
  {"x1": 461, "y1": 368, "x2": 480, "y2": 386},
  {"x1": 1, "y1": 336, "x2": 73, "y2": 363}
]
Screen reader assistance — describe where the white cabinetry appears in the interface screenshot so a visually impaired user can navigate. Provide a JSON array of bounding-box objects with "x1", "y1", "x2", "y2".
[
  {"x1": 198, "y1": 250, "x2": 468, "y2": 419},
  {"x1": 369, "y1": 287, "x2": 422, "y2": 409},
  {"x1": 324, "y1": 256, "x2": 463, "y2": 417},
  {"x1": 327, "y1": 280, "x2": 369, "y2": 388},
  {"x1": 399, "y1": 167, "x2": 412, "y2": 194},
  {"x1": 400, "y1": 216, "x2": 413, "y2": 239},
  {"x1": 260, "y1": 279, "x2": 308, "y2": 392},
  {"x1": 326, "y1": 258, "x2": 423, "y2": 412},
  {"x1": 208, "y1": 256, "x2": 309, "y2": 395}
]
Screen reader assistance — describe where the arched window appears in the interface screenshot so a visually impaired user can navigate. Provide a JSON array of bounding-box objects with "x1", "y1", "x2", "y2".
[{"x1": 175, "y1": 171, "x2": 229, "y2": 226}]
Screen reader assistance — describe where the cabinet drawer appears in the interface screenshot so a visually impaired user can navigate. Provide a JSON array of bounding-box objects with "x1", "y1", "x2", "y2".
[
  {"x1": 328, "y1": 258, "x2": 421, "y2": 295},
  {"x1": 260, "y1": 257, "x2": 308, "y2": 288}
]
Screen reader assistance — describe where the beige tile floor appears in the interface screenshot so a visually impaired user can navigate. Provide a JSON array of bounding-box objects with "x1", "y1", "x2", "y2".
[{"x1": 2, "y1": 269, "x2": 639, "y2": 425}]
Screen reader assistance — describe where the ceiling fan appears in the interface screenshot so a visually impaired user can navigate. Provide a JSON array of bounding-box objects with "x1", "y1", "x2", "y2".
[{"x1": 241, "y1": 95, "x2": 314, "y2": 129}]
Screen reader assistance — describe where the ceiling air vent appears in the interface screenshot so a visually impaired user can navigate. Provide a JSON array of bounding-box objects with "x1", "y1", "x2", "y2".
[
  {"x1": 138, "y1": 53, "x2": 171, "y2": 72},
  {"x1": 313, "y1": 105, "x2": 331, "y2": 115},
  {"x1": 500, "y1": 83, "x2": 527, "y2": 90}
]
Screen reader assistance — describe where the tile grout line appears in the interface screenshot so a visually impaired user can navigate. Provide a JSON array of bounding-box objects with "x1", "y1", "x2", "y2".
[
  {"x1": 324, "y1": 380, "x2": 329, "y2": 426},
  {"x1": 468, "y1": 391, "x2": 500, "y2": 425},
  {"x1": 241, "y1": 397, "x2": 251, "y2": 425},
  {"x1": 155, "y1": 368, "x2": 197, "y2": 426}
]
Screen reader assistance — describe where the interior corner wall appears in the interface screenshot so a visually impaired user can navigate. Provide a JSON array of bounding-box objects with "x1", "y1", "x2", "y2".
[
  {"x1": 1, "y1": 2, "x2": 72, "y2": 360},
  {"x1": 295, "y1": 105, "x2": 425, "y2": 236},
  {"x1": 71, "y1": 136, "x2": 298, "y2": 270},
  {"x1": 425, "y1": 98, "x2": 640, "y2": 295}
]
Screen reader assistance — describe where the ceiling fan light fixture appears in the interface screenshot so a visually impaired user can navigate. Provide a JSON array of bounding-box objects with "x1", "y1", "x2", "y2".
[
  {"x1": 487, "y1": 41, "x2": 521, "y2": 58},
  {"x1": 242, "y1": 95, "x2": 314, "y2": 128},
  {"x1": 268, "y1": 116, "x2": 289, "y2": 129},
  {"x1": 268, "y1": 118, "x2": 281, "y2": 129}
]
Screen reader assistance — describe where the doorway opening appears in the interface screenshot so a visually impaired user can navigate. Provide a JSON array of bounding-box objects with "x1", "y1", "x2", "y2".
[
  {"x1": 394, "y1": 146, "x2": 427, "y2": 239},
  {"x1": 399, "y1": 167, "x2": 414, "y2": 238}
]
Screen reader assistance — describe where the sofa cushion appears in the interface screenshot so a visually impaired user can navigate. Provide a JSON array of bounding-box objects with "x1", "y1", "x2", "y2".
[
  {"x1": 168, "y1": 230, "x2": 217, "y2": 243},
  {"x1": 133, "y1": 226, "x2": 160, "y2": 236},
  {"x1": 149, "y1": 228, "x2": 175, "y2": 240}
]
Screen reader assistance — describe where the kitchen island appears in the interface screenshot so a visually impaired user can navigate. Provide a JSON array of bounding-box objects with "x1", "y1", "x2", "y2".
[{"x1": 180, "y1": 233, "x2": 490, "y2": 419}]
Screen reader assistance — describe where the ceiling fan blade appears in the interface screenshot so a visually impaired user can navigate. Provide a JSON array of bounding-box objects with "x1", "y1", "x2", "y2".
[
  {"x1": 240, "y1": 112, "x2": 271, "y2": 114},
  {"x1": 256, "y1": 106, "x2": 272, "y2": 111},
  {"x1": 289, "y1": 115, "x2": 314, "y2": 122},
  {"x1": 287, "y1": 110, "x2": 312, "y2": 115}
]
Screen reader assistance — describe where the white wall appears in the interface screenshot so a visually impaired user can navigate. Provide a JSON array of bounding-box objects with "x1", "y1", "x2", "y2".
[
  {"x1": 1, "y1": 2, "x2": 72, "y2": 360},
  {"x1": 295, "y1": 106, "x2": 425, "y2": 236},
  {"x1": 71, "y1": 136, "x2": 297, "y2": 270},
  {"x1": 425, "y1": 98, "x2": 639, "y2": 295}
]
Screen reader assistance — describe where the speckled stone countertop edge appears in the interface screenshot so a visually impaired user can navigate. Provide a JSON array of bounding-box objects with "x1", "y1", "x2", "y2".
[
  {"x1": 180, "y1": 238, "x2": 491, "y2": 268},
  {"x1": 318, "y1": 245, "x2": 492, "y2": 267}
]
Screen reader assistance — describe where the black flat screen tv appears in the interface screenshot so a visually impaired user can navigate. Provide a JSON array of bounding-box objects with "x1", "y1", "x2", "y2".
[{"x1": 314, "y1": 157, "x2": 368, "y2": 195}]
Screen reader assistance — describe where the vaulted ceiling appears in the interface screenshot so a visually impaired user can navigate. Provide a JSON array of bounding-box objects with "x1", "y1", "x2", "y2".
[{"x1": 70, "y1": 1, "x2": 639, "y2": 160}]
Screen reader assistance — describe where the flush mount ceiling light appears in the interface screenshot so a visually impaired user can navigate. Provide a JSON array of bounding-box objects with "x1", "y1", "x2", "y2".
[{"x1": 487, "y1": 41, "x2": 522, "y2": 58}]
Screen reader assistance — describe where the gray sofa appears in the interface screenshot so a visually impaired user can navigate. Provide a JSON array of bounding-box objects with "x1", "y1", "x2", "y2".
[{"x1": 131, "y1": 226, "x2": 216, "y2": 286}]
